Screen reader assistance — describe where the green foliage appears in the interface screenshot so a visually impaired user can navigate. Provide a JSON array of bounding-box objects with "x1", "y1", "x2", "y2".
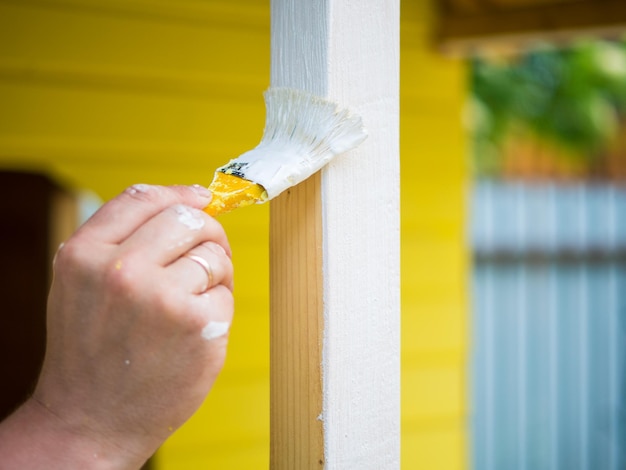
[{"x1": 469, "y1": 39, "x2": 626, "y2": 173}]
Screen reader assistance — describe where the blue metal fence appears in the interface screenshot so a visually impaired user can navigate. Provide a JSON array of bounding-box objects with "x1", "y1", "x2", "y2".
[{"x1": 470, "y1": 181, "x2": 626, "y2": 470}]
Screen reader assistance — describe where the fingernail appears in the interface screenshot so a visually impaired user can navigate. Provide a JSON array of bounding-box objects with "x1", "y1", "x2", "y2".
[
  {"x1": 190, "y1": 184, "x2": 212, "y2": 199},
  {"x1": 130, "y1": 183, "x2": 154, "y2": 193}
]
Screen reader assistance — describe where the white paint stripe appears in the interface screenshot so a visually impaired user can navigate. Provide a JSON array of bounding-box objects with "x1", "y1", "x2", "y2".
[{"x1": 271, "y1": 0, "x2": 400, "y2": 468}]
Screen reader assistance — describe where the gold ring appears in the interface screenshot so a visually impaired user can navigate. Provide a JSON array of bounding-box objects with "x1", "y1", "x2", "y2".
[{"x1": 184, "y1": 254, "x2": 214, "y2": 291}]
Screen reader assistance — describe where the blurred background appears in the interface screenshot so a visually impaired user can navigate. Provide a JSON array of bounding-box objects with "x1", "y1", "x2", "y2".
[
  {"x1": 0, "y1": 0, "x2": 624, "y2": 469},
  {"x1": 468, "y1": 41, "x2": 626, "y2": 469}
]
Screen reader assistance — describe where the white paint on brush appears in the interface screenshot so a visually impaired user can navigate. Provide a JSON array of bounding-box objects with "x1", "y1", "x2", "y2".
[
  {"x1": 201, "y1": 321, "x2": 230, "y2": 341},
  {"x1": 272, "y1": 0, "x2": 400, "y2": 468},
  {"x1": 216, "y1": 88, "x2": 366, "y2": 200},
  {"x1": 173, "y1": 205, "x2": 205, "y2": 231}
]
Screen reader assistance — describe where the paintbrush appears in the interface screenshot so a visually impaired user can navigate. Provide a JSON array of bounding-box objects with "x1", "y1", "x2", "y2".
[{"x1": 204, "y1": 87, "x2": 367, "y2": 216}]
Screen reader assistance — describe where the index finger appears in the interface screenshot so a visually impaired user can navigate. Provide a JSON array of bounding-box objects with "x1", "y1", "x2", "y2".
[{"x1": 76, "y1": 184, "x2": 213, "y2": 245}]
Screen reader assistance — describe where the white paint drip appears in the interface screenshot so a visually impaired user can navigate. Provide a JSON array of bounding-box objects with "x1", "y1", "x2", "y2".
[
  {"x1": 201, "y1": 321, "x2": 230, "y2": 341},
  {"x1": 174, "y1": 205, "x2": 205, "y2": 231}
]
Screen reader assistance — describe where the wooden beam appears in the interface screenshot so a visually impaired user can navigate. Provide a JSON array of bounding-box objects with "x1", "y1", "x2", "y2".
[
  {"x1": 269, "y1": 1, "x2": 400, "y2": 468},
  {"x1": 438, "y1": 1, "x2": 626, "y2": 55}
]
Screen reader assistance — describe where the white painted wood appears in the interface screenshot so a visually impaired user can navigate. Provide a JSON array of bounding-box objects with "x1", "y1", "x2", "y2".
[{"x1": 270, "y1": 1, "x2": 400, "y2": 468}]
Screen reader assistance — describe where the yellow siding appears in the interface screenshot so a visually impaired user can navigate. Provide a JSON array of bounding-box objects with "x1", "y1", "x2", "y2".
[
  {"x1": 0, "y1": 0, "x2": 270, "y2": 200},
  {"x1": 401, "y1": 1, "x2": 469, "y2": 469},
  {"x1": 0, "y1": 0, "x2": 469, "y2": 468}
]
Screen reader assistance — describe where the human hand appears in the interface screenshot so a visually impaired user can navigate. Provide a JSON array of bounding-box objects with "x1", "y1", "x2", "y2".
[{"x1": 1, "y1": 184, "x2": 235, "y2": 469}]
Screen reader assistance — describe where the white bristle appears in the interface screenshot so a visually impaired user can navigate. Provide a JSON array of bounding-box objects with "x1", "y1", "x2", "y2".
[
  {"x1": 260, "y1": 88, "x2": 367, "y2": 157},
  {"x1": 217, "y1": 87, "x2": 367, "y2": 200}
]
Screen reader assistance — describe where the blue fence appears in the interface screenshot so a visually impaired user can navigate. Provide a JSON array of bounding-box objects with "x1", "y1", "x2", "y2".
[{"x1": 470, "y1": 181, "x2": 626, "y2": 470}]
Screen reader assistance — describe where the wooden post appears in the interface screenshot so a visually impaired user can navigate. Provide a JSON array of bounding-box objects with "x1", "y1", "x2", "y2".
[{"x1": 269, "y1": 1, "x2": 400, "y2": 469}]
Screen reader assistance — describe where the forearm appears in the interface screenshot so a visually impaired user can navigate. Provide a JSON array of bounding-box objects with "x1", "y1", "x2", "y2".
[{"x1": 0, "y1": 399, "x2": 148, "y2": 470}]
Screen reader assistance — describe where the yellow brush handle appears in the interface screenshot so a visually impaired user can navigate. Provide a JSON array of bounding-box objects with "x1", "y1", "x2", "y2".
[{"x1": 204, "y1": 172, "x2": 268, "y2": 217}]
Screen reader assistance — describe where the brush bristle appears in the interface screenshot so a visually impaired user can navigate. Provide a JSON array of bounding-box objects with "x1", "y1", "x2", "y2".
[
  {"x1": 217, "y1": 87, "x2": 367, "y2": 200},
  {"x1": 259, "y1": 87, "x2": 367, "y2": 158}
]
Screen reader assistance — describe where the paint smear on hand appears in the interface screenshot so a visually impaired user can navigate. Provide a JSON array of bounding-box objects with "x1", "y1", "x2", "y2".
[
  {"x1": 174, "y1": 205, "x2": 205, "y2": 231},
  {"x1": 201, "y1": 321, "x2": 230, "y2": 341}
]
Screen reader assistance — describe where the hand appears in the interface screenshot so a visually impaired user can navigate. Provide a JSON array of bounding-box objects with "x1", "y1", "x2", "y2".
[{"x1": 0, "y1": 184, "x2": 235, "y2": 469}]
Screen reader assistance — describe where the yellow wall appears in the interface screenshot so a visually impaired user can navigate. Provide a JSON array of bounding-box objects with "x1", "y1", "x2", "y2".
[
  {"x1": 0, "y1": 0, "x2": 468, "y2": 468},
  {"x1": 401, "y1": 2, "x2": 469, "y2": 469}
]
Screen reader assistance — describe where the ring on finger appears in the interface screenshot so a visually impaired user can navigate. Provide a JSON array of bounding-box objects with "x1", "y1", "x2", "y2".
[{"x1": 183, "y1": 254, "x2": 214, "y2": 291}]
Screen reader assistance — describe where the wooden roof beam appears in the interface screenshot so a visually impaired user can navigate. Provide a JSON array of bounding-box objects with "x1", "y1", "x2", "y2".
[{"x1": 437, "y1": 1, "x2": 626, "y2": 55}]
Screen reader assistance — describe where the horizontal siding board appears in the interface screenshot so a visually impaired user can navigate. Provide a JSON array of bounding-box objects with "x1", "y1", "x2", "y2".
[
  {"x1": 402, "y1": 427, "x2": 466, "y2": 470},
  {"x1": 0, "y1": 83, "x2": 265, "y2": 142},
  {"x1": 0, "y1": 1, "x2": 268, "y2": 73}
]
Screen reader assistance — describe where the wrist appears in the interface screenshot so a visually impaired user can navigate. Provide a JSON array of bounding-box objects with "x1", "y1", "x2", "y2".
[{"x1": 0, "y1": 398, "x2": 149, "y2": 470}]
